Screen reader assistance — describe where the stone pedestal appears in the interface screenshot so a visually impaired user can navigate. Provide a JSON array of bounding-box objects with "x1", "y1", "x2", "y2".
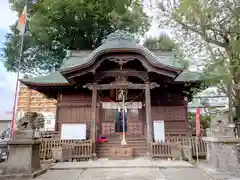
[
  {"x1": 203, "y1": 136, "x2": 240, "y2": 177},
  {"x1": 0, "y1": 130, "x2": 44, "y2": 179}
]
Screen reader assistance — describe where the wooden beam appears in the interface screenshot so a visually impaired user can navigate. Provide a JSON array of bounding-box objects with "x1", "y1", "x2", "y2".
[
  {"x1": 83, "y1": 81, "x2": 159, "y2": 90},
  {"x1": 95, "y1": 70, "x2": 148, "y2": 81}
]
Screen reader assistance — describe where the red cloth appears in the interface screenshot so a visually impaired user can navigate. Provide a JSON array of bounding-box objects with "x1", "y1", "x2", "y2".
[{"x1": 97, "y1": 137, "x2": 108, "y2": 143}]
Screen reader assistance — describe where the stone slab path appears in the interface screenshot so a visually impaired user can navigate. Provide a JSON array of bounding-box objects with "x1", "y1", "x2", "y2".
[
  {"x1": 34, "y1": 159, "x2": 240, "y2": 180},
  {"x1": 50, "y1": 158, "x2": 193, "y2": 169},
  {"x1": 35, "y1": 167, "x2": 217, "y2": 180}
]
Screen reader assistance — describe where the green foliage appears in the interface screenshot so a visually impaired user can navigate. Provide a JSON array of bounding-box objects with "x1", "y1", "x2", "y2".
[
  {"x1": 188, "y1": 111, "x2": 211, "y2": 129},
  {"x1": 35, "y1": 113, "x2": 45, "y2": 129},
  {"x1": 8, "y1": 0, "x2": 41, "y2": 15},
  {"x1": 143, "y1": 34, "x2": 189, "y2": 68},
  {"x1": 3, "y1": 22, "x2": 65, "y2": 74},
  {"x1": 143, "y1": 34, "x2": 178, "y2": 51},
  {"x1": 157, "y1": 0, "x2": 240, "y2": 121},
  {"x1": 4, "y1": 0, "x2": 150, "y2": 73}
]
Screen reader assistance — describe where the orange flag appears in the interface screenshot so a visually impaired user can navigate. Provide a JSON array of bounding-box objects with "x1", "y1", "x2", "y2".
[{"x1": 17, "y1": 5, "x2": 27, "y2": 35}]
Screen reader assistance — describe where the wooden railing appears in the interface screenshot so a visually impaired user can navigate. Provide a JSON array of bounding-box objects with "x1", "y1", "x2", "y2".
[
  {"x1": 151, "y1": 136, "x2": 207, "y2": 159},
  {"x1": 40, "y1": 139, "x2": 92, "y2": 160},
  {"x1": 152, "y1": 143, "x2": 173, "y2": 158}
]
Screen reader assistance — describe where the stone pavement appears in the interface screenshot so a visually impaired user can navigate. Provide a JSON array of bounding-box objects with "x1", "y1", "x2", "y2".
[
  {"x1": 35, "y1": 167, "x2": 217, "y2": 180},
  {"x1": 50, "y1": 158, "x2": 193, "y2": 169},
  {"x1": 34, "y1": 159, "x2": 240, "y2": 180}
]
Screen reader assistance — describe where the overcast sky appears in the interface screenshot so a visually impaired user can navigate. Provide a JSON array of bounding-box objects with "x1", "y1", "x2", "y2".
[{"x1": 0, "y1": 0, "x2": 17, "y2": 120}]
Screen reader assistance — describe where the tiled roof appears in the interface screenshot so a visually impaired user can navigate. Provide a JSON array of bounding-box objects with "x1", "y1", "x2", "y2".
[
  {"x1": 175, "y1": 70, "x2": 203, "y2": 82},
  {"x1": 20, "y1": 69, "x2": 203, "y2": 85},
  {"x1": 59, "y1": 51, "x2": 91, "y2": 70},
  {"x1": 20, "y1": 71, "x2": 69, "y2": 85}
]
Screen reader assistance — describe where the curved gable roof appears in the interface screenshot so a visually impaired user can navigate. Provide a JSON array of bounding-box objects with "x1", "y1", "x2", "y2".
[{"x1": 60, "y1": 30, "x2": 184, "y2": 73}]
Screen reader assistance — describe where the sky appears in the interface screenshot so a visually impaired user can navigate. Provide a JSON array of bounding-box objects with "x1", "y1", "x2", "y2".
[{"x1": 0, "y1": 0, "x2": 17, "y2": 120}]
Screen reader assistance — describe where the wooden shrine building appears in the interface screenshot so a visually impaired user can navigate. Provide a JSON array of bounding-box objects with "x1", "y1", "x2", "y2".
[{"x1": 20, "y1": 30, "x2": 204, "y2": 158}]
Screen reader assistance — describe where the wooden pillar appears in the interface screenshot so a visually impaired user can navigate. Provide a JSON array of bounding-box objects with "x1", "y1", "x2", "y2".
[
  {"x1": 91, "y1": 83, "x2": 97, "y2": 157},
  {"x1": 184, "y1": 96, "x2": 190, "y2": 136},
  {"x1": 145, "y1": 82, "x2": 153, "y2": 156},
  {"x1": 55, "y1": 92, "x2": 61, "y2": 132}
]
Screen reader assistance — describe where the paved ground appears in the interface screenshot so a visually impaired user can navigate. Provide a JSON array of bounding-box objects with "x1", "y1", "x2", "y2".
[
  {"x1": 50, "y1": 158, "x2": 193, "y2": 169},
  {"x1": 35, "y1": 167, "x2": 216, "y2": 180},
  {"x1": 34, "y1": 158, "x2": 240, "y2": 180}
]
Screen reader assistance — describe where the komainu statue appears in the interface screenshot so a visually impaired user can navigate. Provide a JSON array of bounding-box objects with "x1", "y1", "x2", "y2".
[{"x1": 17, "y1": 112, "x2": 44, "y2": 130}]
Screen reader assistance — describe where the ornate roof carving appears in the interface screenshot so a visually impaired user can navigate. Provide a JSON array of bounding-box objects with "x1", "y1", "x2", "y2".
[{"x1": 102, "y1": 30, "x2": 140, "y2": 44}]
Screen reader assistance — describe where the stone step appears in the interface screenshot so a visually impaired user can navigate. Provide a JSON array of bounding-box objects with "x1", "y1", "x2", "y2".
[
  {"x1": 97, "y1": 152, "x2": 147, "y2": 156},
  {"x1": 96, "y1": 147, "x2": 147, "y2": 152},
  {"x1": 97, "y1": 146, "x2": 146, "y2": 149},
  {"x1": 97, "y1": 150, "x2": 147, "y2": 157},
  {"x1": 97, "y1": 142, "x2": 147, "y2": 146},
  {"x1": 105, "y1": 135, "x2": 146, "y2": 140},
  {"x1": 97, "y1": 145, "x2": 147, "y2": 149}
]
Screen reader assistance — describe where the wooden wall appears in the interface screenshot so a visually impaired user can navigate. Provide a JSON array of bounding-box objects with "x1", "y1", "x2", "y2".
[
  {"x1": 151, "y1": 106, "x2": 189, "y2": 135},
  {"x1": 56, "y1": 91, "x2": 96, "y2": 133},
  {"x1": 151, "y1": 86, "x2": 189, "y2": 135},
  {"x1": 56, "y1": 88, "x2": 189, "y2": 135}
]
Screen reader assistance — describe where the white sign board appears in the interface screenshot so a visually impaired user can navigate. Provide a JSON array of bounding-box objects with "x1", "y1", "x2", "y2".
[
  {"x1": 153, "y1": 120, "x2": 165, "y2": 142},
  {"x1": 61, "y1": 123, "x2": 86, "y2": 140}
]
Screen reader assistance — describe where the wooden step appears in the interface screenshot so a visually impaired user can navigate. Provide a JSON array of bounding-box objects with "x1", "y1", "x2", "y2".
[
  {"x1": 96, "y1": 135, "x2": 147, "y2": 158},
  {"x1": 96, "y1": 145, "x2": 147, "y2": 157},
  {"x1": 97, "y1": 142, "x2": 147, "y2": 146},
  {"x1": 97, "y1": 149, "x2": 147, "y2": 157}
]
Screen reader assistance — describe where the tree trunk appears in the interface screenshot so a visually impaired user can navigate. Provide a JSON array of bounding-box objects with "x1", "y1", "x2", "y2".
[{"x1": 235, "y1": 94, "x2": 240, "y2": 121}]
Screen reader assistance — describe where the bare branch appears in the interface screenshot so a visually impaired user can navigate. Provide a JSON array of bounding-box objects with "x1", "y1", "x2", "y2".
[{"x1": 177, "y1": 21, "x2": 228, "y2": 48}]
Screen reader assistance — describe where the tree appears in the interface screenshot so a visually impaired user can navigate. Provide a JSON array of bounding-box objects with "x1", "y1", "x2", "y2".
[
  {"x1": 4, "y1": 22, "x2": 65, "y2": 74},
  {"x1": 188, "y1": 111, "x2": 211, "y2": 129},
  {"x1": 144, "y1": 34, "x2": 178, "y2": 51},
  {"x1": 157, "y1": 0, "x2": 240, "y2": 121},
  {"x1": 3, "y1": 0, "x2": 150, "y2": 74},
  {"x1": 143, "y1": 34, "x2": 189, "y2": 68}
]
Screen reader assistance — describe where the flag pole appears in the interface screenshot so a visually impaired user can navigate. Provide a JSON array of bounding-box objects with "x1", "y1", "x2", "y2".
[{"x1": 10, "y1": 2, "x2": 27, "y2": 139}]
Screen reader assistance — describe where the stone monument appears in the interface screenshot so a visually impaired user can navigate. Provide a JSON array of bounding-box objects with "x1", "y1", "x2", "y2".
[
  {"x1": 203, "y1": 118, "x2": 240, "y2": 177},
  {"x1": 0, "y1": 112, "x2": 46, "y2": 180}
]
